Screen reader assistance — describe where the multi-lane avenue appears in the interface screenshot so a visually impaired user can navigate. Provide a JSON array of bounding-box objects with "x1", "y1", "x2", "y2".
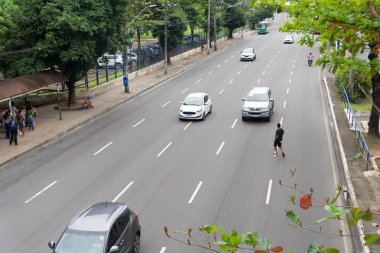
[{"x1": 0, "y1": 14, "x2": 351, "y2": 253}]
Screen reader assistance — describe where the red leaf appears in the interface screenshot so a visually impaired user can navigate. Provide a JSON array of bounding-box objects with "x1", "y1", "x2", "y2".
[
  {"x1": 299, "y1": 194, "x2": 312, "y2": 209},
  {"x1": 270, "y1": 246, "x2": 284, "y2": 252}
]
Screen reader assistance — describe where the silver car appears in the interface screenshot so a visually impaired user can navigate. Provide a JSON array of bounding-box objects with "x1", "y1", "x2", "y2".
[
  {"x1": 242, "y1": 87, "x2": 274, "y2": 122},
  {"x1": 240, "y1": 48, "x2": 256, "y2": 61},
  {"x1": 179, "y1": 93, "x2": 212, "y2": 120}
]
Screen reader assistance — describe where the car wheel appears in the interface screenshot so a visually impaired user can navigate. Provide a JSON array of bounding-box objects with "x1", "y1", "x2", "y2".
[
  {"x1": 209, "y1": 105, "x2": 212, "y2": 114},
  {"x1": 201, "y1": 112, "x2": 205, "y2": 121},
  {"x1": 132, "y1": 233, "x2": 140, "y2": 253},
  {"x1": 242, "y1": 116, "x2": 247, "y2": 122}
]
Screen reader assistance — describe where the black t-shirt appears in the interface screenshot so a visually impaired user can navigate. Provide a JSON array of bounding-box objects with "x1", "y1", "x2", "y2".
[{"x1": 275, "y1": 128, "x2": 284, "y2": 141}]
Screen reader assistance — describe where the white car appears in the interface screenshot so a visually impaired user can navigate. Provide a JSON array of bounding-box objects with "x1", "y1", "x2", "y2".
[
  {"x1": 240, "y1": 48, "x2": 256, "y2": 61},
  {"x1": 179, "y1": 93, "x2": 212, "y2": 120},
  {"x1": 283, "y1": 35, "x2": 294, "y2": 44},
  {"x1": 97, "y1": 53, "x2": 138, "y2": 68}
]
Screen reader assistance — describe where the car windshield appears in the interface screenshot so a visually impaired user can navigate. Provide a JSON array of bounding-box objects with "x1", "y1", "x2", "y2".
[
  {"x1": 242, "y1": 49, "x2": 252, "y2": 53},
  {"x1": 55, "y1": 229, "x2": 106, "y2": 253},
  {"x1": 246, "y1": 93, "x2": 268, "y2": 102},
  {"x1": 183, "y1": 96, "x2": 203, "y2": 106}
]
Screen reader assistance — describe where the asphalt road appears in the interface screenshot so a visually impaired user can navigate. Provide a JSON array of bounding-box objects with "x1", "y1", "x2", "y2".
[{"x1": 0, "y1": 14, "x2": 350, "y2": 253}]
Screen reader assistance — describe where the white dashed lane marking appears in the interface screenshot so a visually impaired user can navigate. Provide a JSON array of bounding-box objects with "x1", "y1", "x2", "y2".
[
  {"x1": 157, "y1": 142, "x2": 172, "y2": 158},
  {"x1": 231, "y1": 119, "x2": 238, "y2": 129},
  {"x1": 93, "y1": 142, "x2": 113, "y2": 156},
  {"x1": 188, "y1": 181, "x2": 203, "y2": 204},
  {"x1": 265, "y1": 179, "x2": 273, "y2": 204},
  {"x1": 208, "y1": 70, "x2": 214, "y2": 75},
  {"x1": 216, "y1": 141, "x2": 225, "y2": 155},
  {"x1": 237, "y1": 71, "x2": 241, "y2": 75},
  {"x1": 257, "y1": 78, "x2": 261, "y2": 84},
  {"x1": 195, "y1": 79, "x2": 202, "y2": 84},
  {"x1": 132, "y1": 119, "x2": 145, "y2": 128},
  {"x1": 112, "y1": 181, "x2": 134, "y2": 202},
  {"x1": 283, "y1": 101, "x2": 287, "y2": 108},
  {"x1": 219, "y1": 89, "x2": 224, "y2": 95},
  {"x1": 229, "y1": 79, "x2": 234, "y2": 84},
  {"x1": 180, "y1": 88, "x2": 189, "y2": 94},
  {"x1": 161, "y1": 101, "x2": 171, "y2": 108},
  {"x1": 184, "y1": 122, "x2": 192, "y2": 130},
  {"x1": 286, "y1": 88, "x2": 289, "y2": 94},
  {"x1": 25, "y1": 181, "x2": 58, "y2": 204}
]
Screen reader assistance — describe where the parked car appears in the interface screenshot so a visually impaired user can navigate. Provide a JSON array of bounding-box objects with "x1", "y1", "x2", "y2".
[
  {"x1": 283, "y1": 35, "x2": 294, "y2": 44},
  {"x1": 179, "y1": 92, "x2": 212, "y2": 120},
  {"x1": 240, "y1": 48, "x2": 256, "y2": 61},
  {"x1": 241, "y1": 87, "x2": 274, "y2": 122},
  {"x1": 97, "y1": 53, "x2": 138, "y2": 68},
  {"x1": 48, "y1": 202, "x2": 141, "y2": 253}
]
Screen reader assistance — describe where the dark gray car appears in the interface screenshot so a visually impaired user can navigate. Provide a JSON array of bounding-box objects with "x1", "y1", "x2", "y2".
[{"x1": 48, "y1": 202, "x2": 141, "y2": 253}]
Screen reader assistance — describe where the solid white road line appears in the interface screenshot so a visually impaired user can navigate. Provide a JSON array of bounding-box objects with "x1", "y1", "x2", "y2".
[
  {"x1": 25, "y1": 181, "x2": 58, "y2": 204},
  {"x1": 265, "y1": 179, "x2": 273, "y2": 204},
  {"x1": 180, "y1": 88, "x2": 189, "y2": 94},
  {"x1": 283, "y1": 101, "x2": 287, "y2": 108},
  {"x1": 216, "y1": 141, "x2": 225, "y2": 155},
  {"x1": 229, "y1": 79, "x2": 234, "y2": 84},
  {"x1": 219, "y1": 89, "x2": 225, "y2": 95},
  {"x1": 160, "y1": 247, "x2": 166, "y2": 253},
  {"x1": 195, "y1": 79, "x2": 202, "y2": 84},
  {"x1": 231, "y1": 119, "x2": 238, "y2": 129},
  {"x1": 184, "y1": 122, "x2": 192, "y2": 130},
  {"x1": 188, "y1": 181, "x2": 203, "y2": 204},
  {"x1": 280, "y1": 117, "x2": 283, "y2": 125},
  {"x1": 112, "y1": 181, "x2": 134, "y2": 202},
  {"x1": 93, "y1": 141, "x2": 113, "y2": 156},
  {"x1": 161, "y1": 101, "x2": 171, "y2": 108},
  {"x1": 237, "y1": 71, "x2": 241, "y2": 75},
  {"x1": 286, "y1": 87, "x2": 289, "y2": 94},
  {"x1": 257, "y1": 78, "x2": 261, "y2": 84},
  {"x1": 132, "y1": 119, "x2": 145, "y2": 128},
  {"x1": 157, "y1": 142, "x2": 172, "y2": 158},
  {"x1": 208, "y1": 70, "x2": 214, "y2": 75}
]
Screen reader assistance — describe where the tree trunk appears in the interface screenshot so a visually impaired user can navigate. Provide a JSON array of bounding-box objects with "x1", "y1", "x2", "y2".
[
  {"x1": 368, "y1": 71, "x2": 380, "y2": 137},
  {"x1": 367, "y1": 44, "x2": 380, "y2": 137},
  {"x1": 66, "y1": 78, "x2": 76, "y2": 107},
  {"x1": 228, "y1": 29, "x2": 233, "y2": 39},
  {"x1": 137, "y1": 27, "x2": 141, "y2": 69},
  {"x1": 167, "y1": 51, "x2": 171, "y2": 65}
]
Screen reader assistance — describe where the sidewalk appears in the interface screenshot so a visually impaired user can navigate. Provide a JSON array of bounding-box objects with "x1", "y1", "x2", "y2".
[
  {"x1": 324, "y1": 72, "x2": 380, "y2": 253},
  {"x1": 0, "y1": 31, "x2": 253, "y2": 167}
]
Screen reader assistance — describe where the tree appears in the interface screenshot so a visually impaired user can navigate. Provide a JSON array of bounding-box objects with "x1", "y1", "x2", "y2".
[
  {"x1": 247, "y1": 6, "x2": 274, "y2": 30},
  {"x1": 222, "y1": 5, "x2": 246, "y2": 38},
  {"x1": 151, "y1": 1, "x2": 187, "y2": 64},
  {"x1": 1, "y1": 0, "x2": 129, "y2": 106},
  {"x1": 179, "y1": 0, "x2": 206, "y2": 43},
  {"x1": 252, "y1": 0, "x2": 380, "y2": 137}
]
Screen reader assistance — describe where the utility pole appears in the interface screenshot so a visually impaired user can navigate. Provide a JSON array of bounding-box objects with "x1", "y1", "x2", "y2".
[
  {"x1": 213, "y1": 1, "x2": 217, "y2": 51},
  {"x1": 207, "y1": 0, "x2": 211, "y2": 54},
  {"x1": 164, "y1": 0, "x2": 168, "y2": 74}
]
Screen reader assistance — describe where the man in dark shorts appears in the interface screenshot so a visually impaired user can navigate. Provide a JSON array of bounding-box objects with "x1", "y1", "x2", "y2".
[{"x1": 273, "y1": 123, "x2": 285, "y2": 157}]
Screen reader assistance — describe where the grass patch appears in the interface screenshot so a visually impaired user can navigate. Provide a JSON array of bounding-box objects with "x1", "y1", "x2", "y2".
[{"x1": 341, "y1": 97, "x2": 372, "y2": 112}]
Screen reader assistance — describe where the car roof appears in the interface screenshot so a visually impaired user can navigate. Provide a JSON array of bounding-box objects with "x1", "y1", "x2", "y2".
[
  {"x1": 67, "y1": 202, "x2": 128, "y2": 232},
  {"x1": 243, "y1": 48, "x2": 254, "y2": 51},
  {"x1": 186, "y1": 92, "x2": 207, "y2": 98},
  {"x1": 248, "y1": 87, "x2": 270, "y2": 95}
]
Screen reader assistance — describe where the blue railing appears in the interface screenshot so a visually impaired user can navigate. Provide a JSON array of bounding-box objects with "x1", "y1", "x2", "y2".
[{"x1": 341, "y1": 85, "x2": 370, "y2": 170}]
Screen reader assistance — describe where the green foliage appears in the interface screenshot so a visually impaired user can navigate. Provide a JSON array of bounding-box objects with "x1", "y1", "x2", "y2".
[
  {"x1": 247, "y1": 6, "x2": 273, "y2": 29},
  {"x1": 286, "y1": 210, "x2": 302, "y2": 226},
  {"x1": 222, "y1": 6, "x2": 246, "y2": 38},
  {"x1": 336, "y1": 66, "x2": 372, "y2": 103},
  {"x1": 364, "y1": 234, "x2": 380, "y2": 246},
  {"x1": 348, "y1": 208, "x2": 373, "y2": 228},
  {"x1": 314, "y1": 204, "x2": 349, "y2": 224}
]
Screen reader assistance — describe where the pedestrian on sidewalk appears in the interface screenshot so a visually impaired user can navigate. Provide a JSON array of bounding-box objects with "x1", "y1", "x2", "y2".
[
  {"x1": 26, "y1": 106, "x2": 35, "y2": 130},
  {"x1": 17, "y1": 109, "x2": 25, "y2": 137},
  {"x1": 273, "y1": 123, "x2": 285, "y2": 157},
  {"x1": 4, "y1": 109, "x2": 11, "y2": 139},
  {"x1": 9, "y1": 116, "x2": 19, "y2": 145}
]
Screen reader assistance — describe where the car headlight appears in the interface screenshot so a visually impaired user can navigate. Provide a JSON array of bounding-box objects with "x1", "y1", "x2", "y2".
[
  {"x1": 196, "y1": 109, "x2": 202, "y2": 113},
  {"x1": 179, "y1": 109, "x2": 183, "y2": 112},
  {"x1": 243, "y1": 106, "x2": 249, "y2": 111},
  {"x1": 260, "y1": 108, "x2": 269, "y2": 111}
]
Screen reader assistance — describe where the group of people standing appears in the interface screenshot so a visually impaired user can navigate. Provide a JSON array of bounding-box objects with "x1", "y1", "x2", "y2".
[{"x1": 1, "y1": 101, "x2": 36, "y2": 145}]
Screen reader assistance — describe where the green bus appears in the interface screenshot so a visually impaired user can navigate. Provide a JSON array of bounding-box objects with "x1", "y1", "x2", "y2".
[{"x1": 257, "y1": 21, "x2": 268, "y2": 34}]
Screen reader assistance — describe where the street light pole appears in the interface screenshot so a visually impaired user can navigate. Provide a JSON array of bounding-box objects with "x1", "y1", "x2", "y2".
[
  {"x1": 164, "y1": 0, "x2": 168, "y2": 74},
  {"x1": 207, "y1": 0, "x2": 211, "y2": 54},
  {"x1": 213, "y1": 1, "x2": 217, "y2": 51},
  {"x1": 123, "y1": 4, "x2": 157, "y2": 92}
]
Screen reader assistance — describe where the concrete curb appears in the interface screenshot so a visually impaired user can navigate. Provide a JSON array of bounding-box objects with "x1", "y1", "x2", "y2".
[
  {"x1": 0, "y1": 35, "x2": 246, "y2": 168},
  {"x1": 323, "y1": 76, "x2": 370, "y2": 253}
]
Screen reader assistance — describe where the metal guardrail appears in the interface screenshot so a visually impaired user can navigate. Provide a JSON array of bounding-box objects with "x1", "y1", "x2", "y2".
[{"x1": 340, "y1": 84, "x2": 370, "y2": 170}]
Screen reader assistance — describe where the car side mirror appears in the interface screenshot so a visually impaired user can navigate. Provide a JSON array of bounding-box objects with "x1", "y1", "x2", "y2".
[
  {"x1": 270, "y1": 98, "x2": 274, "y2": 102},
  {"x1": 242, "y1": 98, "x2": 246, "y2": 101},
  {"x1": 180, "y1": 101, "x2": 184, "y2": 104},
  {"x1": 109, "y1": 245, "x2": 120, "y2": 253},
  {"x1": 48, "y1": 241, "x2": 56, "y2": 249}
]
